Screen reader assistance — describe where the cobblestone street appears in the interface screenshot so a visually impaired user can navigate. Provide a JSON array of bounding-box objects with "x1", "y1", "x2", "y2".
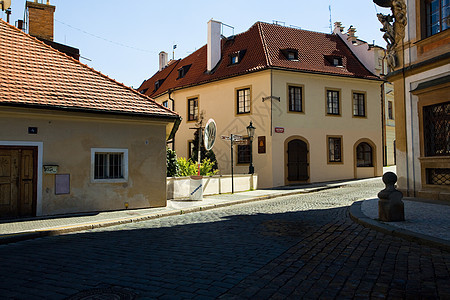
[{"x1": 0, "y1": 180, "x2": 449, "y2": 299}]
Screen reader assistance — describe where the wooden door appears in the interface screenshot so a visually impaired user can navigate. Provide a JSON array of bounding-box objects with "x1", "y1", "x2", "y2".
[
  {"x1": 0, "y1": 149, "x2": 19, "y2": 217},
  {"x1": 287, "y1": 140, "x2": 309, "y2": 182},
  {"x1": 0, "y1": 148, "x2": 36, "y2": 218}
]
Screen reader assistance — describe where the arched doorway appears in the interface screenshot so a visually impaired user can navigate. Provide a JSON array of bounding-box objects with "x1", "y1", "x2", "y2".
[
  {"x1": 354, "y1": 139, "x2": 377, "y2": 179},
  {"x1": 286, "y1": 139, "x2": 309, "y2": 183}
]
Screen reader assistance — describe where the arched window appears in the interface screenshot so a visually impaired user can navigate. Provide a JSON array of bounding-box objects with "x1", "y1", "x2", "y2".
[{"x1": 356, "y1": 142, "x2": 373, "y2": 167}]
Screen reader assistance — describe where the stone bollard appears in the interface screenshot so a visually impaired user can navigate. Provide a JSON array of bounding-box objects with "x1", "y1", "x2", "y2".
[{"x1": 378, "y1": 172, "x2": 405, "y2": 222}]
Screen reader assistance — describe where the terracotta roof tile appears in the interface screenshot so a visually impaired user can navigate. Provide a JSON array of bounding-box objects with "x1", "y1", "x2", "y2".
[
  {"x1": 0, "y1": 19, "x2": 179, "y2": 119},
  {"x1": 140, "y1": 22, "x2": 380, "y2": 98}
]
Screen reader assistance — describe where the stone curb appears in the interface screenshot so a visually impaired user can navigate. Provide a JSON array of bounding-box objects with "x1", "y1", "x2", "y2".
[
  {"x1": 0, "y1": 183, "x2": 351, "y2": 245},
  {"x1": 349, "y1": 200, "x2": 450, "y2": 252}
]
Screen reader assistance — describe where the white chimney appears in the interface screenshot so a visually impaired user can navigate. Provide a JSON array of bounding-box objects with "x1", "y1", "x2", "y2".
[
  {"x1": 207, "y1": 19, "x2": 222, "y2": 73},
  {"x1": 159, "y1": 51, "x2": 168, "y2": 71}
]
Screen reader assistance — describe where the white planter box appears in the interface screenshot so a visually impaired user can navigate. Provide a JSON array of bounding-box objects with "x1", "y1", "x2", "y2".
[{"x1": 167, "y1": 174, "x2": 258, "y2": 200}]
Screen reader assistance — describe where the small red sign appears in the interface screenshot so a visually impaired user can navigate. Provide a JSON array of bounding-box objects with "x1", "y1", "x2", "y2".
[{"x1": 274, "y1": 127, "x2": 284, "y2": 133}]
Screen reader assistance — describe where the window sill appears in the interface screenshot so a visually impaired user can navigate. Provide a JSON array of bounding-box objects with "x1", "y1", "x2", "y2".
[{"x1": 92, "y1": 178, "x2": 128, "y2": 184}]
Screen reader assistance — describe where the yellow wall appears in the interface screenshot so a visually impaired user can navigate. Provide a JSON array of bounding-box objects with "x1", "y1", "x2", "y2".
[
  {"x1": 156, "y1": 69, "x2": 383, "y2": 188},
  {"x1": 0, "y1": 107, "x2": 168, "y2": 216},
  {"x1": 271, "y1": 70, "x2": 383, "y2": 185}
]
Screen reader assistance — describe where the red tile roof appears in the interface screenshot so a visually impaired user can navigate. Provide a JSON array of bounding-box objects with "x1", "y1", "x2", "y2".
[
  {"x1": 0, "y1": 19, "x2": 179, "y2": 120},
  {"x1": 139, "y1": 22, "x2": 380, "y2": 98}
]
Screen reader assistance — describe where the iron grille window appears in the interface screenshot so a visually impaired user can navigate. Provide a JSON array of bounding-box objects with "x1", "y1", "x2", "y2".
[
  {"x1": 237, "y1": 144, "x2": 251, "y2": 164},
  {"x1": 426, "y1": 0, "x2": 450, "y2": 37},
  {"x1": 353, "y1": 93, "x2": 365, "y2": 117},
  {"x1": 289, "y1": 86, "x2": 303, "y2": 112},
  {"x1": 423, "y1": 101, "x2": 450, "y2": 156},
  {"x1": 328, "y1": 137, "x2": 342, "y2": 162},
  {"x1": 188, "y1": 98, "x2": 198, "y2": 121},
  {"x1": 94, "y1": 153, "x2": 124, "y2": 179},
  {"x1": 426, "y1": 168, "x2": 450, "y2": 185},
  {"x1": 327, "y1": 90, "x2": 340, "y2": 115},
  {"x1": 356, "y1": 142, "x2": 373, "y2": 167},
  {"x1": 237, "y1": 88, "x2": 251, "y2": 114}
]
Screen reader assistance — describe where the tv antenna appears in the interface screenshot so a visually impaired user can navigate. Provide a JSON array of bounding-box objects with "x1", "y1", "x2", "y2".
[{"x1": 329, "y1": 5, "x2": 332, "y2": 33}]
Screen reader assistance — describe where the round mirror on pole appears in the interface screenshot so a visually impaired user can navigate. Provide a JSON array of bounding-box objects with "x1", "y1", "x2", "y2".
[{"x1": 204, "y1": 119, "x2": 217, "y2": 151}]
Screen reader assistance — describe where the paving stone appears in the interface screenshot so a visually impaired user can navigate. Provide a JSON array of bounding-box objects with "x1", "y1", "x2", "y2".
[{"x1": 0, "y1": 180, "x2": 448, "y2": 299}]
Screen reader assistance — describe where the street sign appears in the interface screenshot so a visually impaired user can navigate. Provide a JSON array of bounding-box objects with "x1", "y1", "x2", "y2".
[
  {"x1": 232, "y1": 135, "x2": 243, "y2": 141},
  {"x1": 221, "y1": 135, "x2": 231, "y2": 140},
  {"x1": 234, "y1": 140, "x2": 249, "y2": 145}
]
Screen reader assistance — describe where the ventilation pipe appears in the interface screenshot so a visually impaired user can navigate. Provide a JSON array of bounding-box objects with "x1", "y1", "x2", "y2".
[{"x1": 207, "y1": 19, "x2": 222, "y2": 73}]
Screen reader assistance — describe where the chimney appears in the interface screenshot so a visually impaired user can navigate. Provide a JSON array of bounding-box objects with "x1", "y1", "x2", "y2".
[
  {"x1": 207, "y1": 19, "x2": 221, "y2": 73},
  {"x1": 26, "y1": 0, "x2": 56, "y2": 41},
  {"x1": 334, "y1": 22, "x2": 344, "y2": 33},
  {"x1": 159, "y1": 51, "x2": 168, "y2": 71},
  {"x1": 347, "y1": 26, "x2": 357, "y2": 43}
]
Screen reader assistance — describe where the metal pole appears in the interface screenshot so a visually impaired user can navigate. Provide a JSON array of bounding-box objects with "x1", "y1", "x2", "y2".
[
  {"x1": 231, "y1": 134, "x2": 234, "y2": 194},
  {"x1": 249, "y1": 137, "x2": 254, "y2": 174},
  {"x1": 197, "y1": 127, "x2": 202, "y2": 175}
]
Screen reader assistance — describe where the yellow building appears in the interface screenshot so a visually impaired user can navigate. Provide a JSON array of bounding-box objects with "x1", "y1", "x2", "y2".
[
  {"x1": 0, "y1": 19, "x2": 180, "y2": 217},
  {"x1": 333, "y1": 22, "x2": 396, "y2": 167},
  {"x1": 139, "y1": 21, "x2": 384, "y2": 188},
  {"x1": 373, "y1": 0, "x2": 449, "y2": 200}
]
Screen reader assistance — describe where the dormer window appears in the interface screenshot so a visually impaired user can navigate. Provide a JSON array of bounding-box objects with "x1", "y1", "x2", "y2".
[
  {"x1": 333, "y1": 57, "x2": 343, "y2": 67},
  {"x1": 154, "y1": 79, "x2": 164, "y2": 91},
  {"x1": 229, "y1": 50, "x2": 247, "y2": 65},
  {"x1": 140, "y1": 88, "x2": 149, "y2": 94},
  {"x1": 177, "y1": 64, "x2": 192, "y2": 79},
  {"x1": 231, "y1": 53, "x2": 239, "y2": 64},
  {"x1": 281, "y1": 49, "x2": 299, "y2": 61}
]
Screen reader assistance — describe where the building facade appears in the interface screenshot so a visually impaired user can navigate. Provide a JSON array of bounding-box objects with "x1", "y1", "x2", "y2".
[
  {"x1": 373, "y1": 0, "x2": 449, "y2": 200},
  {"x1": 139, "y1": 21, "x2": 384, "y2": 188},
  {"x1": 0, "y1": 19, "x2": 180, "y2": 217}
]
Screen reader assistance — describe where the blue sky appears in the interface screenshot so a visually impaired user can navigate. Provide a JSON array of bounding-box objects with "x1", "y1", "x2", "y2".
[{"x1": 3, "y1": 0, "x2": 390, "y2": 88}]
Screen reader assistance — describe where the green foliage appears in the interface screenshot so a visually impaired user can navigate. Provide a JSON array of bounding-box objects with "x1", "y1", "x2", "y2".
[
  {"x1": 177, "y1": 157, "x2": 198, "y2": 177},
  {"x1": 166, "y1": 147, "x2": 179, "y2": 177},
  {"x1": 176, "y1": 157, "x2": 219, "y2": 177}
]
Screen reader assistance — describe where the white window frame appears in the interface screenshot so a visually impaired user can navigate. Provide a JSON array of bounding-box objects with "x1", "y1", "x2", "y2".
[{"x1": 91, "y1": 148, "x2": 128, "y2": 183}]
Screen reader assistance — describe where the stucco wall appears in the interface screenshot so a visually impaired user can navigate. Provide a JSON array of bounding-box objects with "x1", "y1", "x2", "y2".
[
  {"x1": 271, "y1": 70, "x2": 383, "y2": 186},
  {"x1": 157, "y1": 69, "x2": 383, "y2": 188},
  {"x1": 0, "y1": 107, "x2": 168, "y2": 216},
  {"x1": 159, "y1": 70, "x2": 274, "y2": 187}
]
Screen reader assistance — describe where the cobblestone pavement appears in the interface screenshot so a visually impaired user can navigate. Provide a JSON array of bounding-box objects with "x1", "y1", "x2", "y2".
[{"x1": 1, "y1": 180, "x2": 449, "y2": 299}]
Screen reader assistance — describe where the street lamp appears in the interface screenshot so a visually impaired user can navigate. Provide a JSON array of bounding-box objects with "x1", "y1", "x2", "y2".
[{"x1": 246, "y1": 121, "x2": 256, "y2": 174}]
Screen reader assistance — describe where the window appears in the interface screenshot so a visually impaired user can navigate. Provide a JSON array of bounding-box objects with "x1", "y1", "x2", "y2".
[
  {"x1": 188, "y1": 97, "x2": 198, "y2": 121},
  {"x1": 163, "y1": 100, "x2": 169, "y2": 108},
  {"x1": 327, "y1": 90, "x2": 340, "y2": 115},
  {"x1": 177, "y1": 65, "x2": 191, "y2": 79},
  {"x1": 423, "y1": 101, "x2": 450, "y2": 156},
  {"x1": 154, "y1": 79, "x2": 164, "y2": 91},
  {"x1": 281, "y1": 49, "x2": 298, "y2": 61},
  {"x1": 388, "y1": 101, "x2": 394, "y2": 119},
  {"x1": 188, "y1": 141, "x2": 195, "y2": 159},
  {"x1": 356, "y1": 142, "x2": 373, "y2": 167},
  {"x1": 91, "y1": 148, "x2": 128, "y2": 182},
  {"x1": 332, "y1": 57, "x2": 343, "y2": 67},
  {"x1": 140, "y1": 88, "x2": 148, "y2": 94},
  {"x1": 353, "y1": 92, "x2": 366, "y2": 117},
  {"x1": 237, "y1": 144, "x2": 251, "y2": 164},
  {"x1": 229, "y1": 50, "x2": 246, "y2": 65},
  {"x1": 289, "y1": 86, "x2": 303, "y2": 112},
  {"x1": 426, "y1": 0, "x2": 449, "y2": 37},
  {"x1": 237, "y1": 88, "x2": 251, "y2": 114},
  {"x1": 328, "y1": 137, "x2": 342, "y2": 163},
  {"x1": 231, "y1": 53, "x2": 239, "y2": 64}
]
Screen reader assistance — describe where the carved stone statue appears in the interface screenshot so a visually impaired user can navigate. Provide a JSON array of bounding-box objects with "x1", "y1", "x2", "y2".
[{"x1": 373, "y1": 0, "x2": 407, "y2": 70}]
